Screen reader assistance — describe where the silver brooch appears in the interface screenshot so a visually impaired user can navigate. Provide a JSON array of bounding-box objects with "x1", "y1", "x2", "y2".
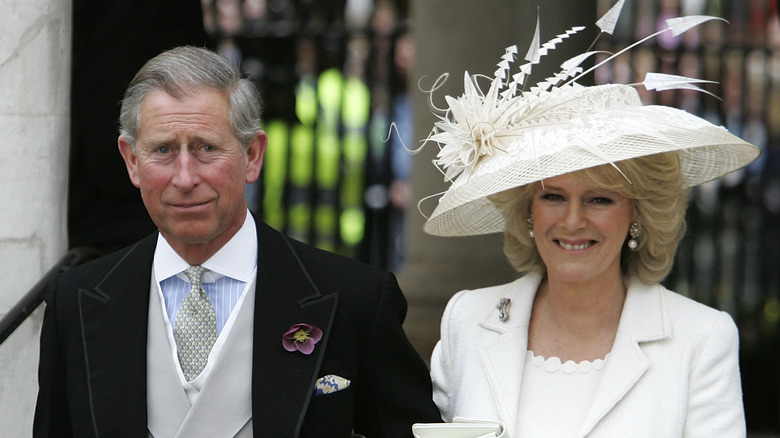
[{"x1": 497, "y1": 298, "x2": 511, "y2": 322}]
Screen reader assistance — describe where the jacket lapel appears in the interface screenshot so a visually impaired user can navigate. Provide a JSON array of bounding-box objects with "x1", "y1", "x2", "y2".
[
  {"x1": 251, "y1": 223, "x2": 338, "y2": 437},
  {"x1": 479, "y1": 273, "x2": 541, "y2": 438},
  {"x1": 78, "y1": 233, "x2": 157, "y2": 436},
  {"x1": 577, "y1": 282, "x2": 671, "y2": 437},
  {"x1": 476, "y1": 276, "x2": 671, "y2": 438}
]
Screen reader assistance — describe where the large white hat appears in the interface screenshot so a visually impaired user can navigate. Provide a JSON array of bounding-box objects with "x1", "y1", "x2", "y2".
[{"x1": 420, "y1": 3, "x2": 760, "y2": 237}]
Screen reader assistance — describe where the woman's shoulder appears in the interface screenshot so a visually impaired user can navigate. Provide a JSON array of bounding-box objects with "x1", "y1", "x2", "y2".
[
  {"x1": 662, "y1": 285, "x2": 732, "y2": 318},
  {"x1": 629, "y1": 282, "x2": 738, "y2": 337}
]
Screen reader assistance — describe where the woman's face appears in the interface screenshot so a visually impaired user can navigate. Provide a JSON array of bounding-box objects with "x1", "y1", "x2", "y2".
[{"x1": 531, "y1": 173, "x2": 634, "y2": 287}]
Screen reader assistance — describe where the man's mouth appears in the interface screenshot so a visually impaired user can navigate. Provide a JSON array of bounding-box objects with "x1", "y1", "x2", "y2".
[{"x1": 170, "y1": 201, "x2": 210, "y2": 211}]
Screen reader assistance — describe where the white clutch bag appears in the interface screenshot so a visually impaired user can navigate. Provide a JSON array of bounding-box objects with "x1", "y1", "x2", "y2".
[{"x1": 412, "y1": 417, "x2": 505, "y2": 438}]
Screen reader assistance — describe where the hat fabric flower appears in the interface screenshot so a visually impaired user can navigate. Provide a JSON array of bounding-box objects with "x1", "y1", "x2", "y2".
[{"x1": 282, "y1": 323, "x2": 323, "y2": 355}]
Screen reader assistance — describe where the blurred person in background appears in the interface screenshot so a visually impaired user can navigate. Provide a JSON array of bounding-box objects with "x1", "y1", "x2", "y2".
[{"x1": 69, "y1": 0, "x2": 211, "y2": 253}]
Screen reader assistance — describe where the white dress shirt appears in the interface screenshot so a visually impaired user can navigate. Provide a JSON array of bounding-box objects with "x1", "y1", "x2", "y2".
[
  {"x1": 152, "y1": 211, "x2": 258, "y2": 400},
  {"x1": 154, "y1": 212, "x2": 258, "y2": 332}
]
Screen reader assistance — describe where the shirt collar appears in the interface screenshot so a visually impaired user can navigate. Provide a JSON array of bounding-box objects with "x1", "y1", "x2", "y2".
[{"x1": 153, "y1": 211, "x2": 258, "y2": 282}]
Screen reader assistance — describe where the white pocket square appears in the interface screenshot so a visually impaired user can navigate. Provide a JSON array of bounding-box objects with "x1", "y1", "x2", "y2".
[{"x1": 314, "y1": 374, "x2": 351, "y2": 395}]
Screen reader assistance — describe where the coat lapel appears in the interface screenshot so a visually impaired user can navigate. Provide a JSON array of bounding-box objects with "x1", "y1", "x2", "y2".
[
  {"x1": 251, "y1": 223, "x2": 338, "y2": 437},
  {"x1": 78, "y1": 233, "x2": 157, "y2": 436},
  {"x1": 479, "y1": 273, "x2": 540, "y2": 438},
  {"x1": 577, "y1": 282, "x2": 671, "y2": 437},
  {"x1": 78, "y1": 223, "x2": 341, "y2": 436},
  {"x1": 476, "y1": 276, "x2": 671, "y2": 438}
]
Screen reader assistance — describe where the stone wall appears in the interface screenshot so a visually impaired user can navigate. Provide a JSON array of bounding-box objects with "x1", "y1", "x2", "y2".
[{"x1": 0, "y1": 1, "x2": 71, "y2": 435}]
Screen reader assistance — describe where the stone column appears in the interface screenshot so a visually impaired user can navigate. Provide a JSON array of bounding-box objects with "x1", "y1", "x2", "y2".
[
  {"x1": 402, "y1": 0, "x2": 597, "y2": 361},
  {"x1": 0, "y1": 1, "x2": 71, "y2": 435}
]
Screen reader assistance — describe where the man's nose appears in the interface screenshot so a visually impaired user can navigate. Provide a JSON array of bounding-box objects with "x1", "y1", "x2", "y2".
[{"x1": 171, "y1": 150, "x2": 199, "y2": 190}]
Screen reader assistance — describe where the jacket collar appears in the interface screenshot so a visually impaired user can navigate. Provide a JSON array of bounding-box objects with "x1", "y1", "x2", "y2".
[
  {"x1": 79, "y1": 220, "x2": 340, "y2": 437},
  {"x1": 477, "y1": 275, "x2": 671, "y2": 437},
  {"x1": 478, "y1": 272, "x2": 540, "y2": 333},
  {"x1": 478, "y1": 272, "x2": 539, "y2": 438},
  {"x1": 577, "y1": 281, "x2": 670, "y2": 436}
]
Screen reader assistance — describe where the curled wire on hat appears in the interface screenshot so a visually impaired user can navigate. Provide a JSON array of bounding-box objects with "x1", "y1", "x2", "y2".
[{"x1": 416, "y1": 0, "x2": 760, "y2": 237}]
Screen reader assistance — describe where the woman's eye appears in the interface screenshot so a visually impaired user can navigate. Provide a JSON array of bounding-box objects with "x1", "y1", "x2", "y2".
[
  {"x1": 590, "y1": 197, "x2": 613, "y2": 204},
  {"x1": 541, "y1": 193, "x2": 563, "y2": 201}
]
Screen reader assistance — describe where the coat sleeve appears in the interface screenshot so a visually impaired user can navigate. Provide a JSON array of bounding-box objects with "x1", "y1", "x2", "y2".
[
  {"x1": 430, "y1": 289, "x2": 467, "y2": 423},
  {"x1": 352, "y1": 272, "x2": 442, "y2": 437},
  {"x1": 683, "y1": 311, "x2": 746, "y2": 437},
  {"x1": 33, "y1": 278, "x2": 74, "y2": 438}
]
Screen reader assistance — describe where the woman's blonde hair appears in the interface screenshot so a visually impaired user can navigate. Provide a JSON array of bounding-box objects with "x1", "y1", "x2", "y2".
[{"x1": 490, "y1": 152, "x2": 689, "y2": 284}]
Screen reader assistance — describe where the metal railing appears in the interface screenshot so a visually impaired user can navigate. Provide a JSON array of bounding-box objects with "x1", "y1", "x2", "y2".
[{"x1": 0, "y1": 247, "x2": 101, "y2": 345}]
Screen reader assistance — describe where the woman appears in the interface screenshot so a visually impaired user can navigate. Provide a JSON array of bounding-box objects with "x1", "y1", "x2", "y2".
[{"x1": 418, "y1": 6, "x2": 760, "y2": 438}]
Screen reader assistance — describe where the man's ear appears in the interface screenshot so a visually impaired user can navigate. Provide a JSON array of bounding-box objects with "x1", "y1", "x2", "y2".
[
  {"x1": 245, "y1": 130, "x2": 268, "y2": 185},
  {"x1": 118, "y1": 136, "x2": 141, "y2": 188}
]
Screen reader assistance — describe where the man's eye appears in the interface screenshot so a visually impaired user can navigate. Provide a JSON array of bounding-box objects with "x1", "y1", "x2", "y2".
[
  {"x1": 158, "y1": 146, "x2": 171, "y2": 154},
  {"x1": 203, "y1": 144, "x2": 216, "y2": 152}
]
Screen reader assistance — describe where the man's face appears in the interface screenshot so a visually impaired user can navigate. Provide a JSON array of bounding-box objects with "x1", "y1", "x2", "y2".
[{"x1": 119, "y1": 88, "x2": 266, "y2": 261}]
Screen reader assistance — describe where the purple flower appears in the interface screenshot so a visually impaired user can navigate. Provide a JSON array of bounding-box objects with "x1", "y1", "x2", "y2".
[{"x1": 282, "y1": 323, "x2": 323, "y2": 355}]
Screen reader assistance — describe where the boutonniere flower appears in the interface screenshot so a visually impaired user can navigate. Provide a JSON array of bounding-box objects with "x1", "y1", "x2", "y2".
[{"x1": 282, "y1": 323, "x2": 323, "y2": 355}]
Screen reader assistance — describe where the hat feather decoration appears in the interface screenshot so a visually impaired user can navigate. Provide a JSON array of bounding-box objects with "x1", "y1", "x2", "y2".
[{"x1": 418, "y1": 1, "x2": 760, "y2": 237}]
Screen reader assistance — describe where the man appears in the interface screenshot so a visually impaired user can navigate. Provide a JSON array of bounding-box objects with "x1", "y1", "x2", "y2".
[{"x1": 34, "y1": 46, "x2": 441, "y2": 437}]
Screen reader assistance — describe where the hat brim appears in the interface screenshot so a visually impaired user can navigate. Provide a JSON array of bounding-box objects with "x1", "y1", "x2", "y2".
[{"x1": 423, "y1": 104, "x2": 760, "y2": 237}]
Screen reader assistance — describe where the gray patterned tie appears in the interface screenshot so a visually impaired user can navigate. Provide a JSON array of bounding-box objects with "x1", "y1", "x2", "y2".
[{"x1": 174, "y1": 266, "x2": 217, "y2": 381}]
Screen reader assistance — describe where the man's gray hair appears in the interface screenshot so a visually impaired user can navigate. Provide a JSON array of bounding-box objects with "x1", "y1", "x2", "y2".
[{"x1": 119, "y1": 46, "x2": 262, "y2": 151}]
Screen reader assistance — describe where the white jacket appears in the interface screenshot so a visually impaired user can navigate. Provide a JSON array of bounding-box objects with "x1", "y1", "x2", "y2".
[{"x1": 431, "y1": 272, "x2": 745, "y2": 438}]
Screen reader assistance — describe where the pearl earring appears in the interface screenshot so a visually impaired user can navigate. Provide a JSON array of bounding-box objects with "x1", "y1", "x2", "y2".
[
  {"x1": 627, "y1": 222, "x2": 640, "y2": 250},
  {"x1": 527, "y1": 217, "x2": 534, "y2": 239}
]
